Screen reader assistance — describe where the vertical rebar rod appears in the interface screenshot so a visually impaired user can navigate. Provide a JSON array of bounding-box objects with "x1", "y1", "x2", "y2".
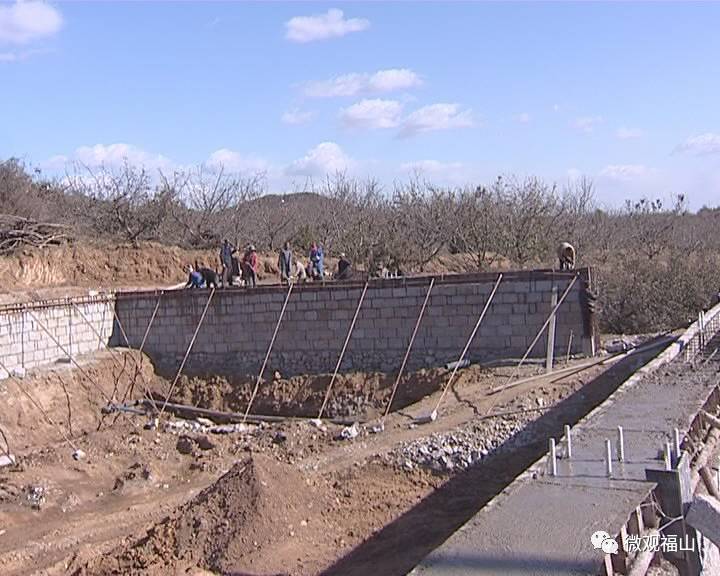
[{"x1": 564, "y1": 424, "x2": 572, "y2": 459}]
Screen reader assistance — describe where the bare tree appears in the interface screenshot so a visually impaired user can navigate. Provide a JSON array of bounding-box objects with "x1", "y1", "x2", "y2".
[
  {"x1": 67, "y1": 161, "x2": 175, "y2": 246},
  {"x1": 454, "y1": 185, "x2": 501, "y2": 269},
  {"x1": 493, "y1": 175, "x2": 566, "y2": 268},
  {"x1": 389, "y1": 176, "x2": 458, "y2": 272}
]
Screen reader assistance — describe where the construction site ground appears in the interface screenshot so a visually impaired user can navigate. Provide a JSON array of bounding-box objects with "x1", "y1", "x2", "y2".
[{"x1": 0, "y1": 337, "x2": 664, "y2": 576}]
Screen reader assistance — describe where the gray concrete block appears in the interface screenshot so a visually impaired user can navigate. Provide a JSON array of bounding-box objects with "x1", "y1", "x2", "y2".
[{"x1": 687, "y1": 494, "x2": 720, "y2": 548}]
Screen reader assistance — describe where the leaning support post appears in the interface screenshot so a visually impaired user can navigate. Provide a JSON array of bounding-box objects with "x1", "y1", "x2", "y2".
[
  {"x1": 159, "y1": 288, "x2": 216, "y2": 420},
  {"x1": 490, "y1": 274, "x2": 579, "y2": 394},
  {"x1": 27, "y1": 310, "x2": 112, "y2": 404},
  {"x1": 429, "y1": 273, "x2": 504, "y2": 420},
  {"x1": 545, "y1": 286, "x2": 558, "y2": 373},
  {"x1": 0, "y1": 356, "x2": 78, "y2": 451},
  {"x1": 73, "y1": 302, "x2": 159, "y2": 413},
  {"x1": 317, "y1": 282, "x2": 369, "y2": 420},
  {"x1": 565, "y1": 330, "x2": 574, "y2": 365},
  {"x1": 381, "y1": 278, "x2": 435, "y2": 423},
  {"x1": 243, "y1": 282, "x2": 295, "y2": 423},
  {"x1": 617, "y1": 426, "x2": 625, "y2": 463}
]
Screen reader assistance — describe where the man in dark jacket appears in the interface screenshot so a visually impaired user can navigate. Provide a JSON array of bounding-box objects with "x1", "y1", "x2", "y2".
[
  {"x1": 219, "y1": 239, "x2": 237, "y2": 287},
  {"x1": 278, "y1": 241, "x2": 293, "y2": 284},
  {"x1": 336, "y1": 253, "x2": 352, "y2": 280}
]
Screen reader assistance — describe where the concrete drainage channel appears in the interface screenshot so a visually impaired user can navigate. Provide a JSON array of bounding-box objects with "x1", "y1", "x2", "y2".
[{"x1": 411, "y1": 300, "x2": 720, "y2": 576}]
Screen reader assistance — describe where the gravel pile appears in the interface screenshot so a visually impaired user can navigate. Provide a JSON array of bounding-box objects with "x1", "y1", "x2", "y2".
[{"x1": 390, "y1": 414, "x2": 538, "y2": 472}]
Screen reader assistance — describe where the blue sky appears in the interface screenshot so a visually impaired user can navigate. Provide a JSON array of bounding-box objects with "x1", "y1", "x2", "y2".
[{"x1": 1, "y1": 1, "x2": 719, "y2": 208}]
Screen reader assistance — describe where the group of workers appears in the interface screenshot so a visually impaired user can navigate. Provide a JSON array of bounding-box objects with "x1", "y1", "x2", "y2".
[
  {"x1": 185, "y1": 240, "x2": 354, "y2": 289},
  {"x1": 186, "y1": 240, "x2": 578, "y2": 289}
]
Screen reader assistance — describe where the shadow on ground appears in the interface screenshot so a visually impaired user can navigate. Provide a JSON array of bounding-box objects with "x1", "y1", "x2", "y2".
[{"x1": 321, "y1": 342, "x2": 666, "y2": 576}]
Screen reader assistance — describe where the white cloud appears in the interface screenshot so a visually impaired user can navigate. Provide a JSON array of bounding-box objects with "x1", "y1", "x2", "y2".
[
  {"x1": 0, "y1": 1, "x2": 62, "y2": 44},
  {"x1": 281, "y1": 108, "x2": 316, "y2": 125},
  {"x1": 303, "y1": 68, "x2": 422, "y2": 98},
  {"x1": 0, "y1": 51, "x2": 16, "y2": 62},
  {"x1": 340, "y1": 99, "x2": 403, "y2": 129},
  {"x1": 206, "y1": 149, "x2": 268, "y2": 173},
  {"x1": 572, "y1": 116, "x2": 603, "y2": 134},
  {"x1": 285, "y1": 142, "x2": 354, "y2": 176},
  {"x1": 515, "y1": 112, "x2": 531, "y2": 124},
  {"x1": 399, "y1": 103, "x2": 474, "y2": 137},
  {"x1": 72, "y1": 143, "x2": 172, "y2": 170},
  {"x1": 676, "y1": 132, "x2": 720, "y2": 156},
  {"x1": 616, "y1": 127, "x2": 643, "y2": 140},
  {"x1": 599, "y1": 164, "x2": 650, "y2": 181},
  {"x1": 285, "y1": 9, "x2": 369, "y2": 43}
]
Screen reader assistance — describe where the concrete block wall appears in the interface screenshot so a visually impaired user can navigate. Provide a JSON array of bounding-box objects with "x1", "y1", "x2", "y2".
[
  {"x1": 113, "y1": 269, "x2": 595, "y2": 377},
  {"x1": 0, "y1": 297, "x2": 115, "y2": 379}
]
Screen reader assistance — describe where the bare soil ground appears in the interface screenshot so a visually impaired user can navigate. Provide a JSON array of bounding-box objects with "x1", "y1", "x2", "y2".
[
  {"x1": 0, "y1": 243, "x2": 492, "y2": 306},
  {"x1": 0, "y1": 341, "x2": 656, "y2": 576}
]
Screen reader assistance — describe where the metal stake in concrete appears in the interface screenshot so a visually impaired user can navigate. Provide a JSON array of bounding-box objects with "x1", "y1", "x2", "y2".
[
  {"x1": 545, "y1": 286, "x2": 558, "y2": 374},
  {"x1": 605, "y1": 439, "x2": 613, "y2": 477},
  {"x1": 564, "y1": 424, "x2": 572, "y2": 459},
  {"x1": 664, "y1": 441, "x2": 673, "y2": 470},
  {"x1": 549, "y1": 438, "x2": 557, "y2": 476},
  {"x1": 674, "y1": 428, "x2": 682, "y2": 461},
  {"x1": 617, "y1": 426, "x2": 625, "y2": 463}
]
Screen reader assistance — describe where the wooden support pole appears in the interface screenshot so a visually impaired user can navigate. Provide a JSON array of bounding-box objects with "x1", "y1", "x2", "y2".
[
  {"x1": 27, "y1": 310, "x2": 112, "y2": 404},
  {"x1": 545, "y1": 286, "x2": 558, "y2": 373},
  {"x1": 317, "y1": 282, "x2": 369, "y2": 420},
  {"x1": 243, "y1": 282, "x2": 294, "y2": 423},
  {"x1": 432, "y1": 273, "x2": 503, "y2": 418},
  {"x1": 493, "y1": 274, "x2": 579, "y2": 394},
  {"x1": 159, "y1": 288, "x2": 215, "y2": 419},
  {"x1": 382, "y1": 278, "x2": 434, "y2": 422}
]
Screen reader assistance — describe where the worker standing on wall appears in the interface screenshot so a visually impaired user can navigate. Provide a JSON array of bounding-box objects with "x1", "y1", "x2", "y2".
[
  {"x1": 278, "y1": 241, "x2": 293, "y2": 285},
  {"x1": 309, "y1": 243, "x2": 324, "y2": 281},
  {"x1": 219, "y1": 239, "x2": 237, "y2": 287},
  {"x1": 243, "y1": 245, "x2": 258, "y2": 287},
  {"x1": 336, "y1": 253, "x2": 352, "y2": 281}
]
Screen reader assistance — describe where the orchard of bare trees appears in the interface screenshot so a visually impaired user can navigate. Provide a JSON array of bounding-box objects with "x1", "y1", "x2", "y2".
[{"x1": 2, "y1": 157, "x2": 720, "y2": 334}]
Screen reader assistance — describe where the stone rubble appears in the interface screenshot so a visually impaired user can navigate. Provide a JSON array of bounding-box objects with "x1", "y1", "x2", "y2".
[{"x1": 389, "y1": 413, "x2": 538, "y2": 472}]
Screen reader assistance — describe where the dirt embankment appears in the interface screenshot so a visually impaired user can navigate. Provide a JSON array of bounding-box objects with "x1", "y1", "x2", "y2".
[
  {"x1": 0, "y1": 243, "x2": 295, "y2": 303},
  {"x1": 0, "y1": 242, "x2": 493, "y2": 306},
  {"x1": 167, "y1": 365, "x2": 492, "y2": 419}
]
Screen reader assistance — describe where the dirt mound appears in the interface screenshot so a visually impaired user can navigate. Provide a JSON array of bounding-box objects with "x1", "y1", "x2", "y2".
[
  {"x1": 168, "y1": 366, "x2": 483, "y2": 418},
  {"x1": 76, "y1": 454, "x2": 326, "y2": 575}
]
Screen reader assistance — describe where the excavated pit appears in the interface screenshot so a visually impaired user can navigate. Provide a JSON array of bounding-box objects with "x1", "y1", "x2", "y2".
[{"x1": 0, "y1": 342, "x2": 659, "y2": 576}]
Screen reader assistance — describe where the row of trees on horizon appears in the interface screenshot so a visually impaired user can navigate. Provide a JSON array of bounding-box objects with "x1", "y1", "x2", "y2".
[{"x1": 1, "y1": 157, "x2": 719, "y2": 334}]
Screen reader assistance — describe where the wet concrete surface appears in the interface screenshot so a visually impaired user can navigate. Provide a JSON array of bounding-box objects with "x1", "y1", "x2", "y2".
[{"x1": 412, "y1": 351, "x2": 720, "y2": 575}]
